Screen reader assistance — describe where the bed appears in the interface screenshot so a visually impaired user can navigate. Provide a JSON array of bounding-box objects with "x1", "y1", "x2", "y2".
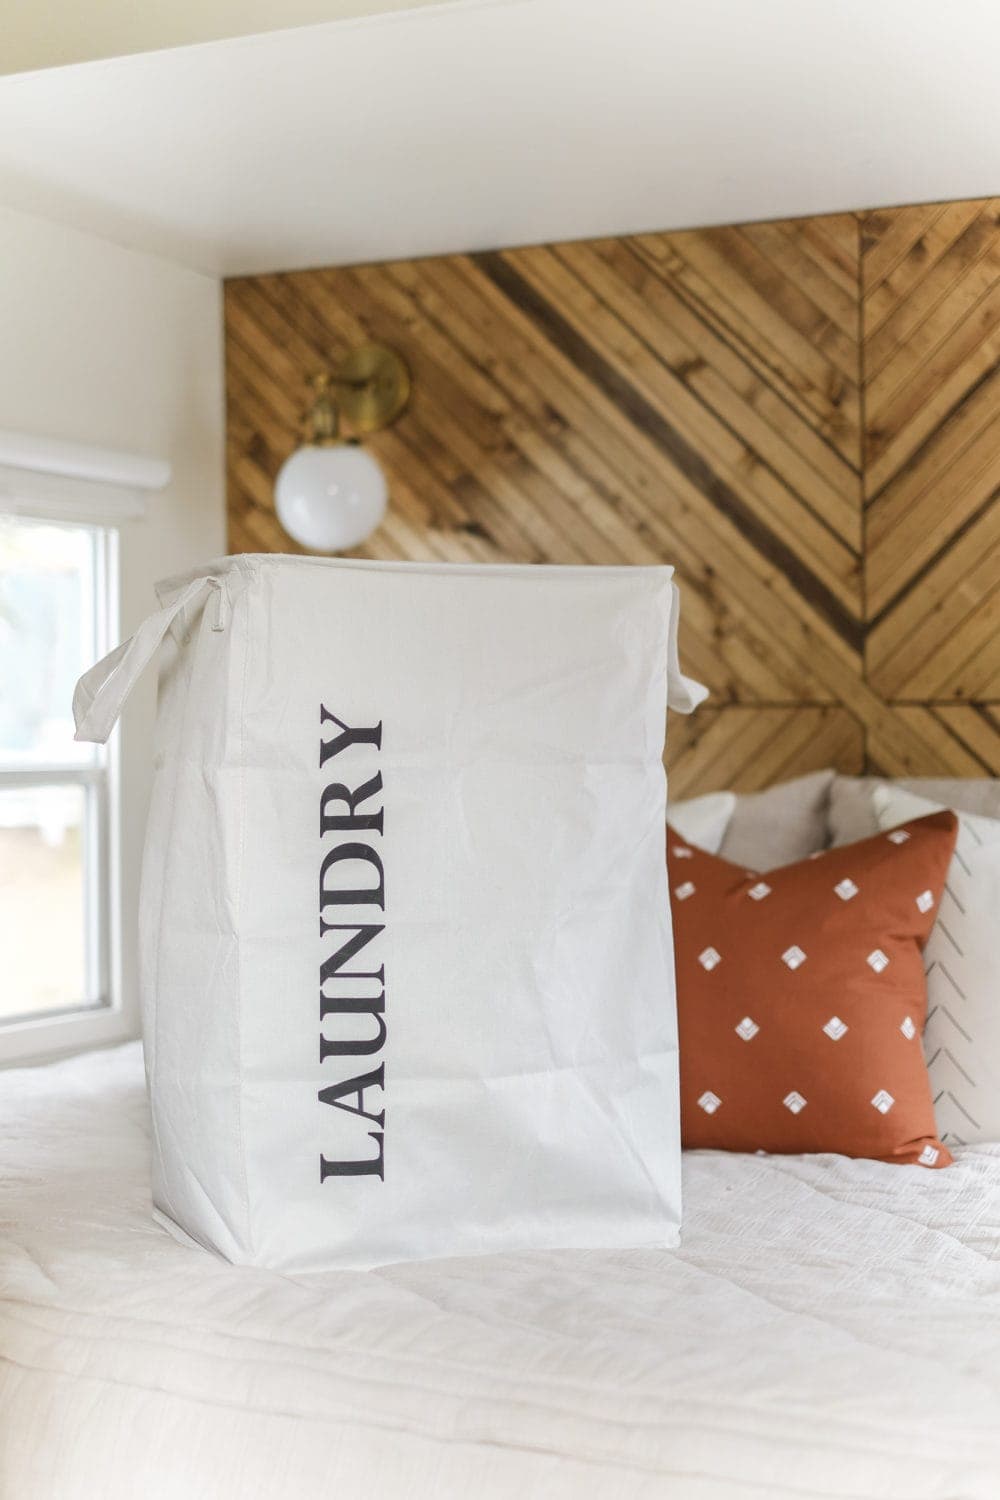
[{"x1": 4, "y1": 1041, "x2": 1000, "y2": 1499}]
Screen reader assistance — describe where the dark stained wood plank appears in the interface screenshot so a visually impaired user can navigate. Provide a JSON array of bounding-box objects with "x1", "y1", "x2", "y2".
[{"x1": 225, "y1": 200, "x2": 1000, "y2": 786}]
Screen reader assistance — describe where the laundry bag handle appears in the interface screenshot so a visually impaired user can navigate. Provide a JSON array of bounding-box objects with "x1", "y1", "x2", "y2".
[
  {"x1": 667, "y1": 581, "x2": 708, "y2": 714},
  {"x1": 73, "y1": 575, "x2": 227, "y2": 745},
  {"x1": 73, "y1": 571, "x2": 704, "y2": 742}
]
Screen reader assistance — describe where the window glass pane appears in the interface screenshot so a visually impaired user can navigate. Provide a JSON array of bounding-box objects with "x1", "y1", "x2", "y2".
[
  {"x1": 0, "y1": 782, "x2": 101, "y2": 1020},
  {"x1": 0, "y1": 515, "x2": 100, "y2": 766}
]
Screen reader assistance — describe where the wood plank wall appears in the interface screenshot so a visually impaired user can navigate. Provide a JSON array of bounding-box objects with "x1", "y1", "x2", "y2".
[{"x1": 224, "y1": 198, "x2": 1000, "y2": 793}]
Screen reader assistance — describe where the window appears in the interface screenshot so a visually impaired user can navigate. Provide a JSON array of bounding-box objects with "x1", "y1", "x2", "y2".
[{"x1": 0, "y1": 515, "x2": 118, "y2": 1035}]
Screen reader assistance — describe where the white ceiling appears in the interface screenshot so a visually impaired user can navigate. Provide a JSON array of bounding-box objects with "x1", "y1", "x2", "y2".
[
  {"x1": 0, "y1": 0, "x2": 445, "y2": 77},
  {"x1": 1, "y1": 0, "x2": 999, "y2": 278}
]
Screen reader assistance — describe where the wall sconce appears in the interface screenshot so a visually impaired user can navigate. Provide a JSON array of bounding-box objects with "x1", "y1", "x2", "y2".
[{"x1": 274, "y1": 343, "x2": 410, "y2": 552}]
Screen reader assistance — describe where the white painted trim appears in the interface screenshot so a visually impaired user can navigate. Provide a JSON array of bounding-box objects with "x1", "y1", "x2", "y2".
[
  {"x1": 0, "y1": 428, "x2": 170, "y2": 491},
  {"x1": 0, "y1": 463, "x2": 149, "y2": 521},
  {"x1": 0, "y1": 1005, "x2": 137, "y2": 1069},
  {"x1": 0, "y1": 521, "x2": 125, "y2": 1069}
]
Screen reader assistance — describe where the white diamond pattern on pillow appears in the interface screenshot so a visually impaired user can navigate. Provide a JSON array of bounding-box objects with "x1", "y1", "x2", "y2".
[
  {"x1": 671, "y1": 814, "x2": 955, "y2": 1168},
  {"x1": 874, "y1": 784, "x2": 1000, "y2": 1146}
]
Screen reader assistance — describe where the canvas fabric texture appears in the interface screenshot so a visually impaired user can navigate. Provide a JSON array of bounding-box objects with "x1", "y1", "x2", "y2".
[
  {"x1": 668, "y1": 813, "x2": 957, "y2": 1167},
  {"x1": 73, "y1": 554, "x2": 705, "y2": 1271}
]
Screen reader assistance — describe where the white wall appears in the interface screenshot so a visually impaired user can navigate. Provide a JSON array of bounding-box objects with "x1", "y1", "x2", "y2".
[
  {"x1": 0, "y1": 205, "x2": 226, "y2": 1051},
  {"x1": 1, "y1": 0, "x2": 448, "y2": 76}
]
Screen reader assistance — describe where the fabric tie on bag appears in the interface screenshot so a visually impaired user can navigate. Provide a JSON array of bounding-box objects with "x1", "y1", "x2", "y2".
[
  {"x1": 72, "y1": 555, "x2": 707, "y2": 1271},
  {"x1": 73, "y1": 575, "x2": 228, "y2": 744}
]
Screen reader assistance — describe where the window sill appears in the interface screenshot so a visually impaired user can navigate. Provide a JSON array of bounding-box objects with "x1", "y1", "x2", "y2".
[{"x1": 0, "y1": 1002, "x2": 138, "y2": 1069}]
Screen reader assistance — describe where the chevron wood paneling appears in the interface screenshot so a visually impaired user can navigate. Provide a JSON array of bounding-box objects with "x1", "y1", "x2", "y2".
[
  {"x1": 862, "y1": 200, "x2": 1000, "y2": 721},
  {"x1": 225, "y1": 199, "x2": 1000, "y2": 790},
  {"x1": 666, "y1": 707, "x2": 865, "y2": 799}
]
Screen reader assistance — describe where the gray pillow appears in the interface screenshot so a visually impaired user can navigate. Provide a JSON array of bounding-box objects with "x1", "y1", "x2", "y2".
[
  {"x1": 718, "y1": 769, "x2": 834, "y2": 870},
  {"x1": 829, "y1": 775, "x2": 1000, "y2": 846}
]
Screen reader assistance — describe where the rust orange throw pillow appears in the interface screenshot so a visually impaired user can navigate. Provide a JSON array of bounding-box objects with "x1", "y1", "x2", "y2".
[{"x1": 669, "y1": 811, "x2": 958, "y2": 1168}]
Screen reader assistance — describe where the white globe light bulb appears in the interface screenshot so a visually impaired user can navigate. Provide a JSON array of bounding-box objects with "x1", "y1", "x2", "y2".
[{"x1": 274, "y1": 444, "x2": 388, "y2": 552}]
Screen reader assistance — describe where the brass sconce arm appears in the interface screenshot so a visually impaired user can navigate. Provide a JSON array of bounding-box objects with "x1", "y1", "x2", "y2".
[{"x1": 304, "y1": 344, "x2": 410, "y2": 446}]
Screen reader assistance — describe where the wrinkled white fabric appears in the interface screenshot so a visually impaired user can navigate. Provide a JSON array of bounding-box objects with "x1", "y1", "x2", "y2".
[
  {"x1": 73, "y1": 556, "x2": 705, "y2": 1270},
  {"x1": 3, "y1": 1042, "x2": 1000, "y2": 1500}
]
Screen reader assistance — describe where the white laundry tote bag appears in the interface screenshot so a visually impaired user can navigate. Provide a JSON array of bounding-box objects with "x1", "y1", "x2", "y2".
[{"x1": 74, "y1": 555, "x2": 707, "y2": 1271}]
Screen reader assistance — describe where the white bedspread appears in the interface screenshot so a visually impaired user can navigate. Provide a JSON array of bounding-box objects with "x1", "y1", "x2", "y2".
[{"x1": 3, "y1": 1044, "x2": 1000, "y2": 1500}]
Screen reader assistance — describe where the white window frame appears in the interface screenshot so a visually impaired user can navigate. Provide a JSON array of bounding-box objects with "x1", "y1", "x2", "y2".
[
  {"x1": 0, "y1": 431, "x2": 169, "y2": 1067},
  {"x1": 0, "y1": 520, "x2": 120, "y2": 1060}
]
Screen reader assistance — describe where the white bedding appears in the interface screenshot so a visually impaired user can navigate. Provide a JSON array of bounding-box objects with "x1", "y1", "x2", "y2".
[{"x1": 3, "y1": 1044, "x2": 1000, "y2": 1500}]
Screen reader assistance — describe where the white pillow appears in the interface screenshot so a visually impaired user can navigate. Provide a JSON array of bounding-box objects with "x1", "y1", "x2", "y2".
[
  {"x1": 668, "y1": 790, "x2": 736, "y2": 854},
  {"x1": 874, "y1": 783, "x2": 1000, "y2": 1146}
]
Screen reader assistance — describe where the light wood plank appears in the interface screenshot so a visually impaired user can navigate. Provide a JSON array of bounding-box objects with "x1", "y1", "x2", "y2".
[{"x1": 225, "y1": 198, "x2": 1000, "y2": 784}]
